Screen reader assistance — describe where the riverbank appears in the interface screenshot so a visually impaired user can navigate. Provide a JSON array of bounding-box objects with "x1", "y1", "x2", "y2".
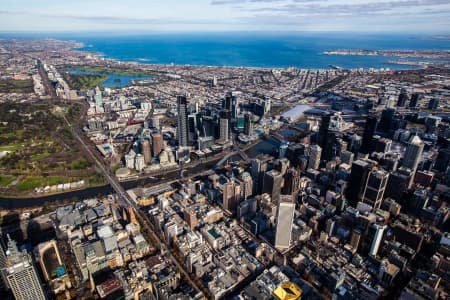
[{"x1": 0, "y1": 184, "x2": 113, "y2": 209}]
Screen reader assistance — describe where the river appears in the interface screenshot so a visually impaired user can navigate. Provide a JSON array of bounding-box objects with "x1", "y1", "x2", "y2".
[{"x1": 0, "y1": 127, "x2": 299, "y2": 209}]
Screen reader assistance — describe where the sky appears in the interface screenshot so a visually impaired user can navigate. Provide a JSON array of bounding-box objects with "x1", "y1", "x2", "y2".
[{"x1": 0, "y1": 0, "x2": 449, "y2": 33}]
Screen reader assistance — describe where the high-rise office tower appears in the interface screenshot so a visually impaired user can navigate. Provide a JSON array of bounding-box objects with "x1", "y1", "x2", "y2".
[
  {"x1": 397, "y1": 88, "x2": 408, "y2": 107},
  {"x1": 409, "y1": 93, "x2": 421, "y2": 108},
  {"x1": 403, "y1": 135, "x2": 424, "y2": 171},
  {"x1": 201, "y1": 115, "x2": 215, "y2": 137},
  {"x1": 318, "y1": 113, "x2": 331, "y2": 148},
  {"x1": 177, "y1": 95, "x2": 189, "y2": 147},
  {"x1": 251, "y1": 158, "x2": 267, "y2": 195},
  {"x1": 350, "y1": 229, "x2": 362, "y2": 252},
  {"x1": 347, "y1": 159, "x2": 373, "y2": 207},
  {"x1": 94, "y1": 86, "x2": 103, "y2": 106},
  {"x1": 317, "y1": 113, "x2": 336, "y2": 161},
  {"x1": 141, "y1": 140, "x2": 151, "y2": 164},
  {"x1": 349, "y1": 134, "x2": 362, "y2": 155},
  {"x1": 360, "y1": 116, "x2": 377, "y2": 154},
  {"x1": 244, "y1": 113, "x2": 254, "y2": 136},
  {"x1": 223, "y1": 92, "x2": 238, "y2": 119},
  {"x1": 322, "y1": 132, "x2": 336, "y2": 161},
  {"x1": 263, "y1": 170, "x2": 283, "y2": 204},
  {"x1": 187, "y1": 113, "x2": 198, "y2": 143},
  {"x1": 308, "y1": 145, "x2": 322, "y2": 170},
  {"x1": 375, "y1": 138, "x2": 392, "y2": 154},
  {"x1": 240, "y1": 172, "x2": 253, "y2": 200},
  {"x1": 279, "y1": 143, "x2": 288, "y2": 159},
  {"x1": 275, "y1": 195, "x2": 295, "y2": 249},
  {"x1": 403, "y1": 135, "x2": 424, "y2": 187},
  {"x1": 219, "y1": 110, "x2": 230, "y2": 142},
  {"x1": 378, "y1": 108, "x2": 396, "y2": 133},
  {"x1": 385, "y1": 169, "x2": 411, "y2": 201},
  {"x1": 282, "y1": 168, "x2": 300, "y2": 196},
  {"x1": 4, "y1": 236, "x2": 46, "y2": 300},
  {"x1": 274, "y1": 158, "x2": 290, "y2": 176},
  {"x1": 222, "y1": 180, "x2": 241, "y2": 214},
  {"x1": 368, "y1": 224, "x2": 386, "y2": 257},
  {"x1": 362, "y1": 169, "x2": 389, "y2": 212},
  {"x1": 151, "y1": 132, "x2": 164, "y2": 157},
  {"x1": 326, "y1": 218, "x2": 336, "y2": 237}
]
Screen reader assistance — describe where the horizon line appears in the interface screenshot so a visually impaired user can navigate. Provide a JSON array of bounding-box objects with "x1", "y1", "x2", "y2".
[{"x1": 0, "y1": 30, "x2": 449, "y2": 36}]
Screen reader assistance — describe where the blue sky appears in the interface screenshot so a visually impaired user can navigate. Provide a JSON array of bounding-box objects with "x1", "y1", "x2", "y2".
[{"x1": 1, "y1": 0, "x2": 449, "y2": 33}]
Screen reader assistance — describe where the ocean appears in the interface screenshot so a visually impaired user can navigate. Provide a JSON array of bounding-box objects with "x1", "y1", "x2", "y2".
[{"x1": 4, "y1": 32, "x2": 450, "y2": 69}]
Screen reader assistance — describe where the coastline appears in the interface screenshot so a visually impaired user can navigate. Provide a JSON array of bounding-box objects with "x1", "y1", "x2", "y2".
[{"x1": 70, "y1": 37, "x2": 437, "y2": 71}]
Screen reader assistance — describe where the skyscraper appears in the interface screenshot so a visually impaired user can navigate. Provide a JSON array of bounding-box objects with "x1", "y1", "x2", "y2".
[
  {"x1": 347, "y1": 159, "x2": 373, "y2": 207},
  {"x1": 317, "y1": 112, "x2": 335, "y2": 160},
  {"x1": 251, "y1": 158, "x2": 267, "y2": 195},
  {"x1": 282, "y1": 168, "x2": 300, "y2": 196},
  {"x1": 368, "y1": 224, "x2": 386, "y2": 257},
  {"x1": 263, "y1": 170, "x2": 283, "y2": 204},
  {"x1": 349, "y1": 134, "x2": 362, "y2": 155},
  {"x1": 409, "y1": 93, "x2": 421, "y2": 108},
  {"x1": 322, "y1": 132, "x2": 337, "y2": 161},
  {"x1": 378, "y1": 108, "x2": 396, "y2": 133},
  {"x1": 385, "y1": 169, "x2": 410, "y2": 201},
  {"x1": 244, "y1": 112, "x2": 254, "y2": 136},
  {"x1": 397, "y1": 88, "x2": 408, "y2": 107},
  {"x1": 403, "y1": 135, "x2": 424, "y2": 187},
  {"x1": 275, "y1": 195, "x2": 295, "y2": 249},
  {"x1": 4, "y1": 235, "x2": 46, "y2": 300},
  {"x1": 350, "y1": 229, "x2": 362, "y2": 252},
  {"x1": 362, "y1": 169, "x2": 389, "y2": 212},
  {"x1": 403, "y1": 135, "x2": 424, "y2": 171},
  {"x1": 219, "y1": 110, "x2": 230, "y2": 142},
  {"x1": 240, "y1": 172, "x2": 253, "y2": 200},
  {"x1": 222, "y1": 180, "x2": 241, "y2": 214},
  {"x1": 308, "y1": 145, "x2": 322, "y2": 170},
  {"x1": 360, "y1": 116, "x2": 377, "y2": 154},
  {"x1": 187, "y1": 113, "x2": 198, "y2": 143},
  {"x1": 318, "y1": 113, "x2": 331, "y2": 148},
  {"x1": 151, "y1": 132, "x2": 164, "y2": 157},
  {"x1": 223, "y1": 91, "x2": 238, "y2": 119},
  {"x1": 279, "y1": 143, "x2": 288, "y2": 159},
  {"x1": 94, "y1": 86, "x2": 103, "y2": 107},
  {"x1": 177, "y1": 95, "x2": 189, "y2": 147},
  {"x1": 141, "y1": 139, "x2": 151, "y2": 164}
]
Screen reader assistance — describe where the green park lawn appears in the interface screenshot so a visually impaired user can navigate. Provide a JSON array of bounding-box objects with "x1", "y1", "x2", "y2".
[
  {"x1": 15, "y1": 176, "x2": 66, "y2": 191},
  {"x1": 0, "y1": 79, "x2": 34, "y2": 93},
  {"x1": 0, "y1": 175, "x2": 16, "y2": 187}
]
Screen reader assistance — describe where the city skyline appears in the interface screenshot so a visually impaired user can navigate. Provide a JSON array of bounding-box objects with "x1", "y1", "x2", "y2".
[{"x1": 1, "y1": 0, "x2": 450, "y2": 33}]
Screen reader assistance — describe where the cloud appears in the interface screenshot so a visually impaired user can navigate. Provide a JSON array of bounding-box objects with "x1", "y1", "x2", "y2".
[
  {"x1": 39, "y1": 13, "x2": 238, "y2": 26},
  {"x1": 211, "y1": 0, "x2": 325, "y2": 4},
  {"x1": 247, "y1": 0, "x2": 450, "y2": 15}
]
